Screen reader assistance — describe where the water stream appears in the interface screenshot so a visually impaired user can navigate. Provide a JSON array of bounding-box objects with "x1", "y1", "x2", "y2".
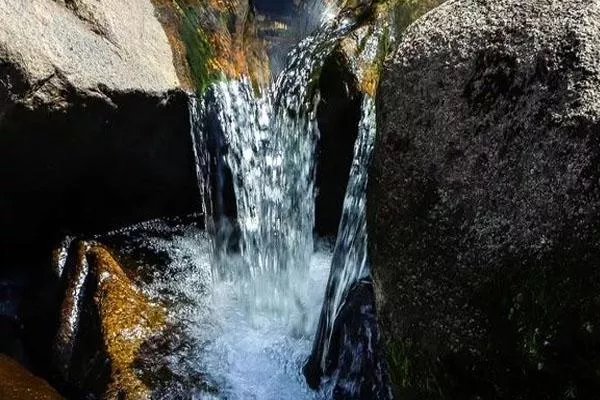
[{"x1": 186, "y1": 8, "x2": 390, "y2": 399}]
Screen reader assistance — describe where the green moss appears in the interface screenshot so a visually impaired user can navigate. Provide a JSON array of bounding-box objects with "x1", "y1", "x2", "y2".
[
  {"x1": 176, "y1": 2, "x2": 220, "y2": 94},
  {"x1": 387, "y1": 339, "x2": 413, "y2": 388}
]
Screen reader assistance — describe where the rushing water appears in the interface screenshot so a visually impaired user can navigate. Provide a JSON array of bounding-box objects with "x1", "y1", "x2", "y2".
[
  {"x1": 98, "y1": 219, "x2": 334, "y2": 399},
  {"x1": 187, "y1": 7, "x2": 390, "y2": 400},
  {"x1": 192, "y1": 15, "x2": 357, "y2": 320}
]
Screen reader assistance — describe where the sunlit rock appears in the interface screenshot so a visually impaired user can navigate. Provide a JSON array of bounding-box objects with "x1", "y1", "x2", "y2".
[
  {"x1": 90, "y1": 245, "x2": 167, "y2": 399},
  {"x1": 49, "y1": 217, "x2": 214, "y2": 398},
  {"x1": 0, "y1": 0, "x2": 200, "y2": 266},
  {"x1": 0, "y1": 0, "x2": 180, "y2": 109},
  {"x1": 151, "y1": 0, "x2": 270, "y2": 91},
  {"x1": 54, "y1": 240, "x2": 167, "y2": 399}
]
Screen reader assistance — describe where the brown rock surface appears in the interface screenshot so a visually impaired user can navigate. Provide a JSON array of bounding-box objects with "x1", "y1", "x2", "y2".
[
  {"x1": 151, "y1": 0, "x2": 270, "y2": 90},
  {"x1": 0, "y1": 354, "x2": 63, "y2": 400},
  {"x1": 54, "y1": 241, "x2": 166, "y2": 399}
]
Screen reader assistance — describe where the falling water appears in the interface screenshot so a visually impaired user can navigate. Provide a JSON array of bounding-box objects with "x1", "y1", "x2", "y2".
[
  {"x1": 304, "y1": 97, "x2": 391, "y2": 399},
  {"x1": 191, "y1": 15, "x2": 358, "y2": 321},
  {"x1": 186, "y1": 7, "x2": 390, "y2": 400}
]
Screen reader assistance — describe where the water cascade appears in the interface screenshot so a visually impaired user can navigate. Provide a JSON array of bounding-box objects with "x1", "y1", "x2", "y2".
[
  {"x1": 304, "y1": 97, "x2": 392, "y2": 398},
  {"x1": 192, "y1": 15, "x2": 356, "y2": 321},
  {"x1": 187, "y1": 7, "x2": 390, "y2": 399}
]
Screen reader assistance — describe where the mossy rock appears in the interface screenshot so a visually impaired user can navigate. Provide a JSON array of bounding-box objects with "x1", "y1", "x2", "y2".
[
  {"x1": 54, "y1": 240, "x2": 167, "y2": 399},
  {"x1": 151, "y1": 0, "x2": 270, "y2": 93}
]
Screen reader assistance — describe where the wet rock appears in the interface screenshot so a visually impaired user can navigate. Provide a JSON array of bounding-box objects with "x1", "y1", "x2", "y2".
[
  {"x1": 50, "y1": 217, "x2": 212, "y2": 398},
  {"x1": 305, "y1": 280, "x2": 392, "y2": 400},
  {"x1": 0, "y1": 354, "x2": 63, "y2": 400},
  {"x1": 54, "y1": 240, "x2": 166, "y2": 399},
  {"x1": 89, "y1": 245, "x2": 167, "y2": 399},
  {"x1": 370, "y1": 0, "x2": 600, "y2": 398}
]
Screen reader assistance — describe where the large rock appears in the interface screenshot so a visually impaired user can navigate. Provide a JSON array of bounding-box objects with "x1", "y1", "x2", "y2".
[
  {"x1": 0, "y1": 0, "x2": 179, "y2": 107},
  {"x1": 370, "y1": 0, "x2": 600, "y2": 398},
  {"x1": 0, "y1": 0, "x2": 201, "y2": 261}
]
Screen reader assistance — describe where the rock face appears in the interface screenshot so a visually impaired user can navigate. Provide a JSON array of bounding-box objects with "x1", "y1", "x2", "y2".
[
  {"x1": 0, "y1": 354, "x2": 63, "y2": 400},
  {"x1": 0, "y1": 0, "x2": 201, "y2": 262},
  {"x1": 370, "y1": 0, "x2": 600, "y2": 398},
  {"x1": 315, "y1": 51, "x2": 362, "y2": 237},
  {"x1": 0, "y1": 0, "x2": 180, "y2": 107}
]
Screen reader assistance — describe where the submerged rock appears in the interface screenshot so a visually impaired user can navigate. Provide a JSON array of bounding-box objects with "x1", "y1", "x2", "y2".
[
  {"x1": 0, "y1": 354, "x2": 63, "y2": 400},
  {"x1": 371, "y1": 0, "x2": 600, "y2": 398}
]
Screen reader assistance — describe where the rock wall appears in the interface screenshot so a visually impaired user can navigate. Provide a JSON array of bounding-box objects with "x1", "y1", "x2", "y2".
[
  {"x1": 370, "y1": 0, "x2": 600, "y2": 398},
  {"x1": 0, "y1": 0, "x2": 203, "y2": 263},
  {"x1": 0, "y1": 89, "x2": 199, "y2": 264}
]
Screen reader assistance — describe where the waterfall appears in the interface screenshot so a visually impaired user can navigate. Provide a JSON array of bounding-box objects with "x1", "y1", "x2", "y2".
[
  {"x1": 304, "y1": 97, "x2": 392, "y2": 399},
  {"x1": 186, "y1": 6, "x2": 392, "y2": 399},
  {"x1": 190, "y1": 16, "x2": 358, "y2": 325}
]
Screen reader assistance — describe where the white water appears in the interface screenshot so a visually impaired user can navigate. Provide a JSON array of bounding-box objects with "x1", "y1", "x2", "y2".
[
  {"x1": 191, "y1": 15, "x2": 358, "y2": 325},
  {"x1": 109, "y1": 222, "x2": 333, "y2": 399},
  {"x1": 184, "y1": 8, "x2": 386, "y2": 400},
  {"x1": 201, "y1": 245, "x2": 333, "y2": 400}
]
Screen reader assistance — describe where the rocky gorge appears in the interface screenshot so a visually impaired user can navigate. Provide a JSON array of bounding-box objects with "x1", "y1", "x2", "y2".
[{"x1": 1, "y1": 0, "x2": 600, "y2": 399}]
